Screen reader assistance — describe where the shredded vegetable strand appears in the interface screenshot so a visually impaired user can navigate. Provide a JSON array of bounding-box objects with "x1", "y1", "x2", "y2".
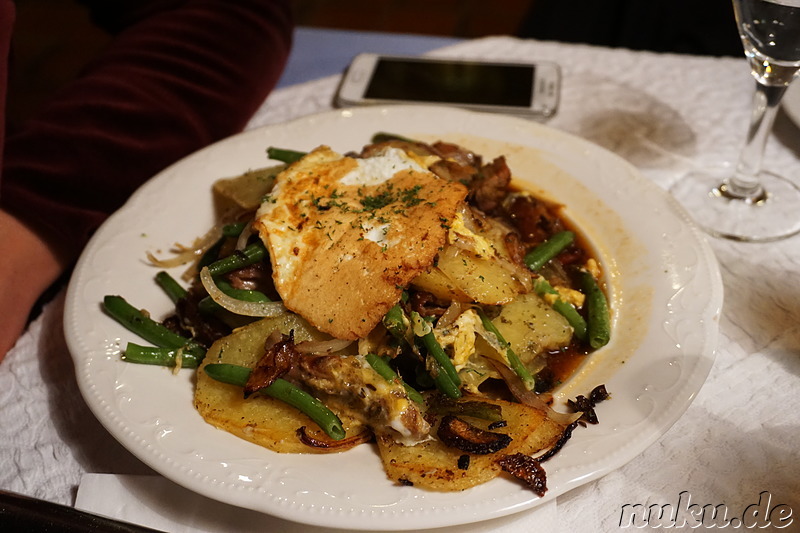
[{"x1": 146, "y1": 224, "x2": 224, "y2": 269}]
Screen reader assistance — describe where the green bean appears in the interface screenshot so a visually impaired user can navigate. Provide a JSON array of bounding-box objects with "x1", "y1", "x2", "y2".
[
  {"x1": 203, "y1": 362, "x2": 251, "y2": 385},
  {"x1": 205, "y1": 242, "x2": 266, "y2": 277},
  {"x1": 411, "y1": 312, "x2": 460, "y2": 387},
  {"x1": 222, "y1": 222, "x2": 246, "y2": 237},
  {"x1": 553, "y1": 300, "x2": 588, "y2": 341},
  {"x1": 371, "y1": 132, "x2": 418, "y2": 144},
  {"x1": 197, "y1": 222, "x2": 258, "y2": 266},
  {"x1": 197, "y1": 237, "x2": 225, "y2": 270},
  {"x1": 424, "y1": 334, "x2": 461, "y2": 387},
  {"x1": 365, "y1": 353, "x2": 424, "y2": 404},
  {"x1": 103, "y1": 295, "x2": 192, "y2": 350},
  {"x1": 197, "y1": 297, "x2": 220, "y2": 315},
  {"x1": 409, "y1": 313, "x2": 462, "y2": 399},
  {"x1": 266, "y1": 147, "x2": 306, "y2": 164},
  {"x1": 122, "y1": 343, "x2": 202, "y2": 368},
  {"x1": 580, "y1": 271, "x2": 611, "y2": 349},
  {"x1": 382, "y1": 304, "x2": 408, "y2": 341},
  {"x1": 430, "y1": 360, "x2": 462, "y2": 399},
  {"x1": 533, "y1": 278, "x2": 588, "y2": 341},
  {"x1": 427, "y1": 397, "x2": 503, "y2": 422},
  {"x1": 204, "y1": 363, "x2": 345, "y2": 440},
  {"x1": 524, "y1": 231, "x2": 575, "y2": 272},
  {"x1": 155, "y1": 271, "x2": 187, "y2": 304},
  {"x1": 198, "y1": 224, "x2": 248, "y2": 270},
  {"x1": 364, "y1": 353, "x2": 396, "y2": 382},
  {"x1": 477, "y1": 309, "x2": 537, "y2": 391},
  {"x1": 217, "y1": 283, "x2": 270, "y2": 303}
]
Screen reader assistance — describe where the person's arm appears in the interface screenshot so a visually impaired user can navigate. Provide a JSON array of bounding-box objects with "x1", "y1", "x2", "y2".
[
  {"x1": 0, "y1": 0, "x2": 293, "y2": 361},
  {"x1": 0, "y1": 210, "x2": 67, "y2": 360}
]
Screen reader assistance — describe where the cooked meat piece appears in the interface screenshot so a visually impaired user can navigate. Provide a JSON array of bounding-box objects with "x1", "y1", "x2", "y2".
[
  {"x1": 244, "y1": 332, "x2": 299, "y2": 397},
  {"x1": 503, "y1": 231, "x2": 527, "y2": 266},
  {"x1": 407, "y1": 290, "x2": 449, "y2": 318},
  {"x1": 225, "y1": 262, "x2": 272, "y2": 292},
  {"x1": 171, "y1": 286, "x2": 230, "y2": 346},
  {"x1": 470, "y1": 156, "x2": 511, "y2": 213},
  {"x1": 429, "y1": 158, "x2": 477, "y2": 185},
  {"x1": 503, "y1": 194, "x2": 565, "y2": 243},
  {"x1": 431, "y1": 141, "x2": 482, "y2": 168}
]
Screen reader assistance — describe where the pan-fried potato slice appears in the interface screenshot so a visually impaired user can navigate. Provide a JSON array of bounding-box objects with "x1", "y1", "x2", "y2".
[
  {"x1": 195, "y1": 313, "x2": 367, "y2": 453},
  {"x1": 376, "y1": 398, "x2": 564, "y2": 491},
  {"x1": 410, "y1": 264, "x2": 472, "y2": 302},
  {"x1": 434, "y1": 246, "x2": 525, "y2": 305},
  {"x1": 212, "y1": 165, "x2": 284, "y2": 214},
  {"x1": 491, "y1": 292, "x2": 573, "y2": 364}
]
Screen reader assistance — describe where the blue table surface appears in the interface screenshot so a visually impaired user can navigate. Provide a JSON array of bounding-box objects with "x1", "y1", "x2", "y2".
[{"x1": 276, "y1": 27, "x2": 463, "y2": 88}]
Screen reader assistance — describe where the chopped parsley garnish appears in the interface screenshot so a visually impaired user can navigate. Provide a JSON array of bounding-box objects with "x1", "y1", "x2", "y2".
[
  {"x1": 360, "y1": 190, "x2": 396, "y2": 210},
  {"x1": 399, "y1": 184, "x2": 424, "y2": 206},
  {"x1": 358, "y1": 184, "x2": 428, "y2": 214}
]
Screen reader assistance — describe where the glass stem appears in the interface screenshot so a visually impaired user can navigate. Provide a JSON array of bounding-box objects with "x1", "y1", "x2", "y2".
[{"x1": 726, "y1": 81, "x2": 787, "y2": 201}]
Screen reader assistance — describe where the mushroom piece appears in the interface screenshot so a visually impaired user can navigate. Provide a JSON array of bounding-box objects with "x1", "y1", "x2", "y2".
[
  {"x1": 497, "y1": 453, "x2": 548, "y2": 497},
  {"x1": 436, "y1": 415, "x2": 512, "y2": 455}
]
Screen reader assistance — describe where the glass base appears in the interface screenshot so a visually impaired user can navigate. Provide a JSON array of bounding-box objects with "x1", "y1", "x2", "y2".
[{"x1": 669, "y1": 165, "x2": 800, "y2": 242}]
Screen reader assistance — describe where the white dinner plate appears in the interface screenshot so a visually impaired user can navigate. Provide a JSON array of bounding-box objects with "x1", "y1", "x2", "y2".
[
  {"x1": 64, "y1": 106, "x2": 722, "y2": 531},
  {"x1": 783, "y1": 79, "x2": 800, "y2": 129}
]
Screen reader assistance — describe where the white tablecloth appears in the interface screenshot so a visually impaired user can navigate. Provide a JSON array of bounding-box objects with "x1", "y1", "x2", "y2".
[{"x1": 2, "y1": 36, "x2": 799, "y2": 532}]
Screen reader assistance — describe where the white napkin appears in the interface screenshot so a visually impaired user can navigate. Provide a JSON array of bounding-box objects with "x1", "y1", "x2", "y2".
[{"x1": 75, "y1": 474, "x2": 561, "y2": 533}]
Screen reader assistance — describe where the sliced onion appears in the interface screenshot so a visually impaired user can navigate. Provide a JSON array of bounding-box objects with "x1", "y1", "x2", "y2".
[
  {"x1": 295, "y1": 339, "x2": 354, "y2": 355},
  {"x1": 199, "y1": 267, "x2": 286, "y2": 317},
  {"x1": 437, "y1": 301, "x2": 464, "y2": 329},
  {"x1": 498, "y1": 255, "x2": 534, "y2": 293},
  {"x1": 297, "y1": 427, "x2": 373, "y2": 450},
  {"x1": 474, "y1": 319, "x2": 505, "y2": 354},
  {"x1": 235, "y1": 222, "x2": 254, "y2": 251},
  {"x1": 489, "y1": 360, "x2": 582, "y2": 426}
]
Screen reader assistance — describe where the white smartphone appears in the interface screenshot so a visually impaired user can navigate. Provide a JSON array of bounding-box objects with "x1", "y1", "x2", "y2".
[{"x1": 335, "y1": 53, "x2": 561, "y2": 118}]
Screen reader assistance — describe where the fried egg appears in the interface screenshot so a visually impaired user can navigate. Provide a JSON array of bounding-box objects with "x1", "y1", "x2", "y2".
[{"x1": 254, "y1": 145, "x2": 468, "y2": 340}]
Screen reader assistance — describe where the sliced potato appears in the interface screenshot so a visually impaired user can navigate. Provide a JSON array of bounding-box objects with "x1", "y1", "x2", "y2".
[
  {"x1": 410, "y1": 206, "x2": 530, "y2": 306},
  {"x1": 492, "y1": 292, "x2": 573, "y2": 365},
  {"x1": 436, "y1": 246, "x2": 524, "y2": 305},
  {"x1": 411, "y1": 265, "x2": 472, "y2": 302},
  {"x1": 212, "y1": 165, "x2": 284, "y2": 215},
  {"x1": 376, "y1": 397, "x2": 563, "y2": 491},
  {"x1": 194, "y1": 314, "x2": 367, "y2": 453}
]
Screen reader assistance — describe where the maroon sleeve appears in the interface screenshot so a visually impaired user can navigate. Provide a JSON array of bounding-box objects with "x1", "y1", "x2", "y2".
[
  {"x1": 0, "y1": 0, "x2": 13, "y2": 160},
  {"x1": 0, "y1": 0, "x2": 293, "y2": 260}
]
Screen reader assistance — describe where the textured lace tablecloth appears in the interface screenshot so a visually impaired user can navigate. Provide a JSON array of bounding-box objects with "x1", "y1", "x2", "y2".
[{"x1": 2, "y1": 36, "x2": 799, "y2": 532}]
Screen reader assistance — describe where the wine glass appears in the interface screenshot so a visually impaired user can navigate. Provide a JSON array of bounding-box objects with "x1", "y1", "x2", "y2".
[{"x1": 669, "y1": 0, "x2": 800, "y2": 242}]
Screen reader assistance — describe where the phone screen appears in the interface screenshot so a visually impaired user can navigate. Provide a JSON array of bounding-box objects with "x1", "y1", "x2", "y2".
[{"x1": 364, "y1": 58, "x2": 535, "y2": 106}]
